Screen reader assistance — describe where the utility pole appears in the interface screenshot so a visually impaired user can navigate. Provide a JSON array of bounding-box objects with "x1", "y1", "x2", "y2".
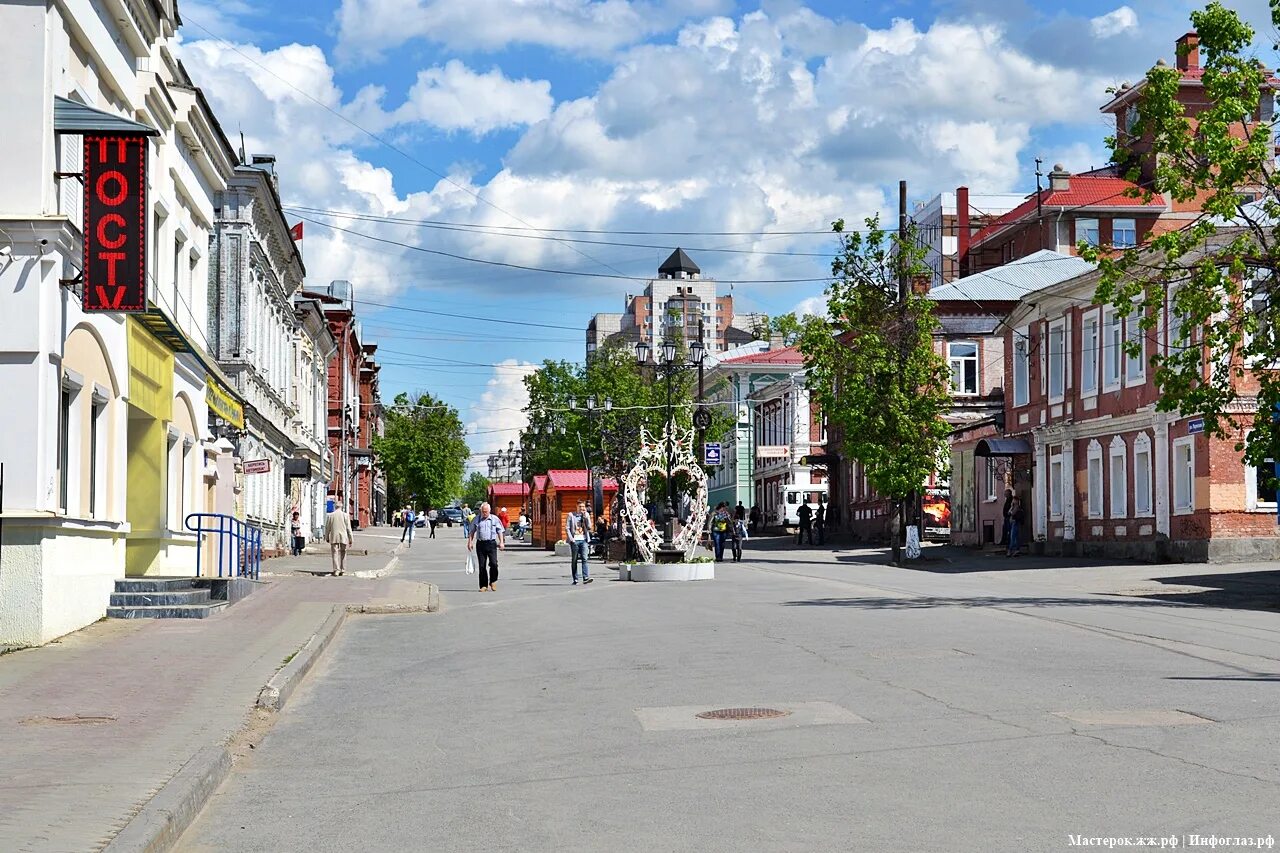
[
  {"x1": 1035, "y1": 158, "x2": 1045, "y2": 250},
  {"x1": 897, "y1": 179, "x2": 909, "y2": 301}
]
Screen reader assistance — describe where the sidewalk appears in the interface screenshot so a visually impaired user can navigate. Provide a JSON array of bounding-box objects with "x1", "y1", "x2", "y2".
[{"x1": 0, "y1": 528, "x2": 436, "y2": 853}]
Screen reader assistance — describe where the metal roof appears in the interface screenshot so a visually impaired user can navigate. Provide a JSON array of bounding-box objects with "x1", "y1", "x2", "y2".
[
  {"x1": 937, "y1": 316, "x2": 1001, "y2": 336},
  {"x1": 976, "y1": 438, "x2": 1032, "y2": 457},
  {"x1": 658, "y1": 247, "x2": 700, "y2": 276},
  {"x1": 54, "y1": 96, "x2": 158, "y2": 136},
  {"x1": 929, "y1": 250, "x2": 1094, "y2": 303}
]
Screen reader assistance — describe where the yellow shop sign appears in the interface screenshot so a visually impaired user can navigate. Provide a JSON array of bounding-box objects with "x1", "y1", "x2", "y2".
[{"x1": 206, "y1": 377, "x2": 244, "y2": 429}]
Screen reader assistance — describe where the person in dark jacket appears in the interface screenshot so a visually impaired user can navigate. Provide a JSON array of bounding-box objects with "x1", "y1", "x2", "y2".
[
  {"x1": 1000, "y1": 488, "x2": 1014, "y2": 546},
  {"x1": 796, "y1": 499, "x2": 814, "y2": 545}
]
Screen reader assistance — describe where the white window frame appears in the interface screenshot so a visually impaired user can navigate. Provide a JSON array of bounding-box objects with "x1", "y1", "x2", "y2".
[
  {"x1": 1077, "y1": 217, "x2": 1100, "y2": 247},
  {"x1": 984, "y1": 458, "x2": 999, "y2": 502},
  {"x1": 1086, "y1": 440, "x2": 1104, "y2": 519},
  {"x1": 1133, "y1": 433, "x2": 1153, "y2": 517},
  {"x1": 166, "y1": 426, "x2": 181, "y2": 530},
  {"x1": 1109, "y1": 436, "x2": 1127, "y2": 518},
  {"x1": 1049, "y1": 447, "x2": 1064, "y2": 520},
  {"x1": 90, "y1": 385, "x2": 109, "y2": 519},
  {"x1": 1047, "y1": 319, "x2": 1066, "y2": 402},
  {"x1": 1013, "y1": 327, "x2": 1030, "y2": 407},
  {"x1": 1081, "y1": 309, "x2": 1099, "y2": 396},
  {"x1": 948, "y1": 340, "x2": 979, "y2": 396},
  {"x1": 1124, "y1": 310, "x2": 1146, "y2": 386},
  {"x1": 1112, "y1": 218, "x2": 1137, "y2": 249},
  {"x1": 1103, "y1": 307, "x2": 1122, "y2": 390},
  {"x1": 1172, "y1": 436, "x2": 1195, "y2": 515},
  {"x1": 59, "y1": 371, "x2": 84, "y2": 515}
]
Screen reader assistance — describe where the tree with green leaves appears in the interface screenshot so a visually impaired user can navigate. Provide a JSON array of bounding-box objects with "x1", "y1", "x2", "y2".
[
  {"x1": 521, "y1": 337, "x2": 734, "y2": 485},
  {"x1": 1090, "y1": 2, "x2": 1280, "y2": 472},
  {"x1": 371, "y1": 392, "x2": 468, "y2": 511},
  {"x1": 751, "y1": 312, "x2": 804, "y2": 346},
  {"x1": 462, "y1": 472, "x2": 491, "y2": 508},
  {"x1": 799, "y1": 216, "x2": 952, "y2": 562}
]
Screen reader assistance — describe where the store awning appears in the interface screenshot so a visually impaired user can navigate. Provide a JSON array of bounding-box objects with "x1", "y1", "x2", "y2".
[
  {"x1": 54, "y1": 96, "x2": 158, "y2": 136},
  {"x1": 975, "y1": 438, "x2": 1032, "y2": 457}
]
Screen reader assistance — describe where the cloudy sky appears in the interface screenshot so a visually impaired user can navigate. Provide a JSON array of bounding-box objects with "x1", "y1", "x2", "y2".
[{"x1": 176, "y1": 0, "x2": 1277, "y2": 465}]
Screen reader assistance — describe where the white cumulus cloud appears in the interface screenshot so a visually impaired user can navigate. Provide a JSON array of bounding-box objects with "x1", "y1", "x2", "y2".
[
  {"x1": 335, "y1": 0, "x2": 733, "y2": 64},
  {"x1": 464, "y1": 361, "x2": 538, "y2": 473},
  {"x1": 393, "y1": 61, "x2": 554, "y2": 134},
  {"x1": 1090, "y1": 6, "x2": 1138, "y2": 39}
]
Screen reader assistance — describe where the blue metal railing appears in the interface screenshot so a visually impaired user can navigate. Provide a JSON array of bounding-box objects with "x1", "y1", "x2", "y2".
[{"x1": 185, "y1": 513, "x2": 263, "y2": 580}]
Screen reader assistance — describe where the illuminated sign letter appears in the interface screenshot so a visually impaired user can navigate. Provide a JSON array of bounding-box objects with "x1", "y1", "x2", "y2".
[{"x1": 82, "y1": 134, "x2": 147, "y2": 312}]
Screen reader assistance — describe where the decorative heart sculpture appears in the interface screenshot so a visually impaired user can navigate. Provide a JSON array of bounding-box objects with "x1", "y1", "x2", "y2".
[{"x1": 623, "y1": 422, "x2": 709, "y2": 563}]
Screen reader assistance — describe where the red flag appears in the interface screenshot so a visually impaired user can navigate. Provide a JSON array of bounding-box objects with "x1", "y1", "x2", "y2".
[{"x1": 289, "y1": 221, "x2": 303, "y2": 242}]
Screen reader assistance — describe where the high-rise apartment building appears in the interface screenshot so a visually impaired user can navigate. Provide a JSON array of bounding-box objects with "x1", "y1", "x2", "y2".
[{"x1": 585, "y1": 249, "x2": 757, "y2": 358}]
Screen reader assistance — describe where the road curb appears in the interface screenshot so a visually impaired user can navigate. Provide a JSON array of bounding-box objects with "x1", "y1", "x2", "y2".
[
  {"x1": 256, "y1": 605, "x2": 348, "y2": 712},
  {"x1": 347, "y1": 584, "x2": 440, "y2": 614},
  {"x1": 102, "y1": 582, "x2": 440, "y2": 853},
  {"x1": 102, "y1": 744, "x2": 231, "y2": 853}
]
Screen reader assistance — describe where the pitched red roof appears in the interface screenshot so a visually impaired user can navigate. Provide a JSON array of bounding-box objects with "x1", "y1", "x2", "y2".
[
  {"x1": 719, "y1": 345, "x2": 804, "y2": 366},
  {"x1": 970, "y1": 175, "x2": 1166, "y2": 249},
  {"x1": 532, "y1": 474, "x2": 548, "y2": 494},
  {"x1": 546, "y1": 469, "x2": 619, "y2": 491},
  {"x1": 488, "y1": 483, "x2": 530, "y2": 497}
]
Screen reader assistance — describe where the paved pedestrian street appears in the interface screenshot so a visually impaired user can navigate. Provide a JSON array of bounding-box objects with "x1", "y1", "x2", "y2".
[{"x1": 177, "y1": 535, "x2": 1280, "y2": 852}]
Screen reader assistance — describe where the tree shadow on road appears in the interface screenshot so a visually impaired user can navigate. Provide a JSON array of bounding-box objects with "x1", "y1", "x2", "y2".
[{"x1": 1130, "y1": 569, "x2": 1280, "y2": 614}]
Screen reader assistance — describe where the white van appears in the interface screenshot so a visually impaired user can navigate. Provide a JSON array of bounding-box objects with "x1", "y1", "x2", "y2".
[{"x1": 778, "y1": 485, "x2": 829, "y2": 529}]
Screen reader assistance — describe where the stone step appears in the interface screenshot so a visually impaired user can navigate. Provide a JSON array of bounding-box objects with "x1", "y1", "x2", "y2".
[
  {"x1": 109, "y1": 589, "x2": 213, "y2": 607},
  {"x1": 106, "y1": 602, "x2": 228, "y2": 620},
  {"x1": 113, "y1": 577, "x2": 199, "y2": 593}
]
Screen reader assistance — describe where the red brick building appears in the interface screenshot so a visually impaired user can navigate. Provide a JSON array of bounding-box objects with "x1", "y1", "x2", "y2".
[
  {"x1": 999, "y1": 238, "x2": 1278, "y2": 561},
  {"x1": 301, "y1": 281, "x2": 383, "y2": 526}
]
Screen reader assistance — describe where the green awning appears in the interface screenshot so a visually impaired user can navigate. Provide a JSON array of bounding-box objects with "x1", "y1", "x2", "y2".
[{"x1": 54, "y1": 96, "x2": 158, "y2": 136}]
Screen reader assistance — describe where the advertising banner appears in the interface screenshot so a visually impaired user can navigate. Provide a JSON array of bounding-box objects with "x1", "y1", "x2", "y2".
[{"x1": 82, "y1": 135, "x2": 147, "y2": 312}]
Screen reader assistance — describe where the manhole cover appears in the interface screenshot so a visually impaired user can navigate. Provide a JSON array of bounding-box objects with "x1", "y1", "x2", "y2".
[
  {"x1": 696, "y1": 707, "x2": 791, "y2": 721},
  {"x1": 20, "y1": 714, "x2": 117, "y2": 726}
]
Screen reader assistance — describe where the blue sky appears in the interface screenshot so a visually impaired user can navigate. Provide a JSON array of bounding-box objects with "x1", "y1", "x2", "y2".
[{"x1": 175, "y1": 0, "x2": 1278, "y2": 461}]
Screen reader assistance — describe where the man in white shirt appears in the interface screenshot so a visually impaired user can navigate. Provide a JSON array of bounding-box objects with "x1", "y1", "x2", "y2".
[
  {"x1": 466, "y1": 502, "x2": 506, "y2": 592},
  {"x1": 566, "y1": 501, "x2": 593, "y2": 585}
]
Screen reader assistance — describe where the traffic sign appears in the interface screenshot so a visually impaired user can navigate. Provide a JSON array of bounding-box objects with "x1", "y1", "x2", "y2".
[
  {"x1": 693, "y1": 408, "x2": 712, "y2": 430},
  {"x1": 703, "y1": 442, "x2": 722, "y2": 466}
]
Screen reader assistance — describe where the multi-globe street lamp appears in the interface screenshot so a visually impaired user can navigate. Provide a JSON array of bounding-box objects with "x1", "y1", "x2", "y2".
[{"x1": 634, "y1": 330, "x2": 705, "y2": 553}]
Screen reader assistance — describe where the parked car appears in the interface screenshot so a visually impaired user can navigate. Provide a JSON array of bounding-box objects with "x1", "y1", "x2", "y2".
[{"x1": 441, "y1": 507, "x2": 463, "y2": 527}]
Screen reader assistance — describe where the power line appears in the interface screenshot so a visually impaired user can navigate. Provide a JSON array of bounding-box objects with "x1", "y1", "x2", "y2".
[
  {"x1": 180, "y1": 14, "x2": 634, "y2": 284},
  {"x1": 296, "y1": 214, "x2": 836, "y2": 284},
  {"x1": 287, "y1": 206, "x2": 840, "y2": 254}
]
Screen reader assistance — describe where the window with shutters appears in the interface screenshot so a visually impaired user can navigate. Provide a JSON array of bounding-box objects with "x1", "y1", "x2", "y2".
[{"x1": 58, "y1": 133, "x2": 83, "y2": 231}]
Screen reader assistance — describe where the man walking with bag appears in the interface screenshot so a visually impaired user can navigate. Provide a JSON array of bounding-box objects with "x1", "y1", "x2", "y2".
[
  {"x1": 566, "y1": 501, "x2": 593, "y2": 585},
  {"x1": 467, "y1": 502, "x2": 505, "y2": 592}
]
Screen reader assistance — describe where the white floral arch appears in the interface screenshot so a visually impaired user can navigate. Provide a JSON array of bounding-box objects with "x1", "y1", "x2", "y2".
[{"x1": 623, "y1": 422, "x2": 709, "y2": 563}]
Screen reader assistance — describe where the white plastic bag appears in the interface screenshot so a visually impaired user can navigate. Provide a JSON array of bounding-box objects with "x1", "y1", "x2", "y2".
[{"x1": 464, "y1": 552, "x2": 476, "y2": 574}]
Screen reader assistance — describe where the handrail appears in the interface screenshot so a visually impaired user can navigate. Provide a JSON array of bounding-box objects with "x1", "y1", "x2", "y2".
[{"x1": 184, "y1": 513, "x2": 263, "y2": 580}]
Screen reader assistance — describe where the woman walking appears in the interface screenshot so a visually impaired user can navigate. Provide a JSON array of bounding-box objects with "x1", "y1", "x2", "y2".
[{"x1": 710, "y1": 502, "x2": 733, "y2": 562}]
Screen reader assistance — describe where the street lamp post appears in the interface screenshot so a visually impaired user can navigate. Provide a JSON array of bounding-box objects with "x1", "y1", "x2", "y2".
[{"x1": 635, "y1": 331, "x2": 705, "y2": 553}]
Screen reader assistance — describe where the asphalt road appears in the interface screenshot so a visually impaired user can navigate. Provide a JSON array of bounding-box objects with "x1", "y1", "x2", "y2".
[{"x1": 178, "y1": 532, "x2": 1280, "y2": 852}]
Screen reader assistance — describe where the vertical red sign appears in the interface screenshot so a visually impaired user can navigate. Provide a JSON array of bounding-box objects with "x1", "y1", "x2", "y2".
[{"x1": 82, "y1": 134, "x2": 147, "y2": 312}]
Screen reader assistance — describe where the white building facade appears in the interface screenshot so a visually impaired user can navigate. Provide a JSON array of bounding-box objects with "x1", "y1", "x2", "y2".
[
  {"x1": 291, "y1": 296, "x2": 336, "y2": 543},
  {"x1": 211, "y1": 165, "x2": 305, "y2": 552},
  {"x1": 0, "y1": 0, "x2": 240, "y2": 646}
]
